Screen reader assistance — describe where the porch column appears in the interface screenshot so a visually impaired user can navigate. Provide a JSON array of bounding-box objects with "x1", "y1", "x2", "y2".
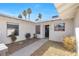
[{"x1": 74, "y1": 7, "x2": 79, "y2": 55}]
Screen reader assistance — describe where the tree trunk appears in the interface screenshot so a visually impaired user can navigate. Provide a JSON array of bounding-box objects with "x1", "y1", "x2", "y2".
[
  {"x1": 28, "y1": 14, "x2": 30, "y2": 20},
  {"x1": 25, "y1": 16, "x2": 26, "y2": 19}
]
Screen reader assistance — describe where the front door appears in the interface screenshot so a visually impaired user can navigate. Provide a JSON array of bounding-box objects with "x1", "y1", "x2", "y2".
[{"x1": 45, "y1": 25, "x2": 49, "y2": 38}]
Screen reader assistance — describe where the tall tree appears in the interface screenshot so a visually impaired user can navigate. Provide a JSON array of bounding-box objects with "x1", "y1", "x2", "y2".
[
  {"x1": 35, "y1": 19, "x2": 39, "y2": 21},
  {"x1": 22, "y1": 10, "x2": 27, "y2": 19},
  {"x1": 18, "y1": 14, "x2": 22, "y2": 18},
  {"x1": 27, "y1": 8, "x2": 32, "y2": 19},
  {"x1": 38, "y1": 13, "x2": 42, "y2": 19},
  {"x1": 52, "y1": 15, "x2": 58, "y2": 18}
]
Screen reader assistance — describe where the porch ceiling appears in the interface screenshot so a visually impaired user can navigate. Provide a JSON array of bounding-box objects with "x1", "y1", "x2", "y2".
[{"x1": 54, "y1": 3, "x2": 79, "y2": 19}]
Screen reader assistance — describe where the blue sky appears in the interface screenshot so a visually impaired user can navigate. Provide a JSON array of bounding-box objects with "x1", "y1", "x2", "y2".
[{"x1": 0, "y1": 3, "x2": 59, "y2": 21}]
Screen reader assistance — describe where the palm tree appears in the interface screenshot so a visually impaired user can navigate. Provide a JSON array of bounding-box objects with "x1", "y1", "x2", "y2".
[
  {"x1": 52, "y1": 15, "x2": 58, "y2": 18},
  {"x1": 35, "y1": 18, "x2": 39, "y2": 21},
  {"x1": 27, "y1": 8, "x2": 32, "y2": 19},
  {"x1": 22, "y1": 10, "x2": 27, "y2": 19},
  {"x1": 18, "y1": 14, "x2": 22, "y2": 18},
  {"x1": 38, "y1": 13, "x2": 42, "y2": 19}
]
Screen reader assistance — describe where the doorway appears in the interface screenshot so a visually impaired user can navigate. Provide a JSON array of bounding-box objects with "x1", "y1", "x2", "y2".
[{"x1": 45, "y1": 25, "x2": 49, "y2": 38}]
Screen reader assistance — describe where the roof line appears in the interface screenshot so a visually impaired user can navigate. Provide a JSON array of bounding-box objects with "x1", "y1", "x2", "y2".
[
  {"x1": 0, "y1": 13, "x2": 60, "y2": 23},
  {"x1": 0, "y1": 13, "x2": 35, "y2": 23}
]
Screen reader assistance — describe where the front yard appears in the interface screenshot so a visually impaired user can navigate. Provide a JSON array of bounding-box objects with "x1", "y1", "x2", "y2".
[
  {"x1": 5, "y1": 39, "x2": 77, "y2": 56},
  {"x1": 31, "y1": 40, "x2": 77, "y2": 56},
  {"x1": 6, "y1": 38, "x2": 39, "y2": 55}
]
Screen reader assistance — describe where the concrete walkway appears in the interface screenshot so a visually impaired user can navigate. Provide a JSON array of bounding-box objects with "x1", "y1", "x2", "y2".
[{"x1": 10, "y1": 39, "x2": 48, "y2": 56}]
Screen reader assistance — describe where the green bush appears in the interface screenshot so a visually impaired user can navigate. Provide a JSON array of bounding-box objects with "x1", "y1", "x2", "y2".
[
  {"x1": 9, "y1": 30, "x2": 17, "y2": 43},
  {"x1": 33, "y1": 34, "x2": 37, "y2": 38}
]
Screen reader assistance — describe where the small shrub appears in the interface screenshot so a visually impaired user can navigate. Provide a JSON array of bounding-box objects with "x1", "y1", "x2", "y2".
[
  {"x1": 25, "y1": 33, "x2": 31, "y2": 39},
  {"x1": 63, "y1": 36, "x2": 76, "y2": 51},
  {"x1": 9, "y1": 30, "x2": 17, "y2": 43},
  {"x1": 10, "y1": 34, "x2": 17, "y2": 42},
  {"x1": 33, "y1": 34, "x2": 37, "y2": 38}
]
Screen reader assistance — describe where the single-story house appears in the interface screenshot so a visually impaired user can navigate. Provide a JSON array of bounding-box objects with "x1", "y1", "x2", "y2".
[
  {"x1": 0, "y1": 3, "x2": 79, "y2": 54},
  {"x1": 0, "y1": 13, "x2": 74, "y2": 44}
]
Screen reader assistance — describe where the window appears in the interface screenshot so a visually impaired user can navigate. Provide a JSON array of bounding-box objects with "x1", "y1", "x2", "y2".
[
  {"x1": 7, "y1": 24, "x2": 19, "y2": 36},
  {"x1": 36, "y1": 25, "x2": 40, "y2": 34},
  {"x1": 54, "y1": 23, "x2": 65, "y2": 31}
]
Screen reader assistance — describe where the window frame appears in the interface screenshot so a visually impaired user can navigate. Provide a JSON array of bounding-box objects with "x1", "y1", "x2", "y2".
[
  {"x1": 36, "y1": 25, "x2": 40, "y2": 34},
  {"x1": 54, "y1": 23, "x2": 65, "y2": 31},
  {"x1": 7, "y1": 23, "x2": 19, "y2": 36}
]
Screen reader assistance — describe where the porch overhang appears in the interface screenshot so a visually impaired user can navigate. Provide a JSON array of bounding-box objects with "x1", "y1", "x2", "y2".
[{"x1": 54, "y1": 3, "x2": 79, "y2": 19}]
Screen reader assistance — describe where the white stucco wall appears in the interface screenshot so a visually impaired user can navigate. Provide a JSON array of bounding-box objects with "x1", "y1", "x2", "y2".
[
  {"x1": 49, "y1": 19, "x2": 74, "y2": 42},
  {"x1": 0, "y1": 14, "x2": 75, "y2": 44},
  {"x1": 0, "y1": 16, "x2": 35, "y2": 44},
  {"x1": 36, "y1": 21, "x2": 52, "y2": 39},
  {"x1": 37, "y1": 19, "x2": 74, "y2": 42}
]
